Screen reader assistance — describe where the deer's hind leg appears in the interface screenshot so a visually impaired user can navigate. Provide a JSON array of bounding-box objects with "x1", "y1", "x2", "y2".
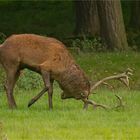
[{"x1": 4, "y1": 66, "x2": 20, "y2": 109}]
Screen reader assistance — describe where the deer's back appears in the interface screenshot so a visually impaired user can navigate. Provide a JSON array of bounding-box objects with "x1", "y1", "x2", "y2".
[{"x1": 0, "y1": 34, "x2": 75, "y2": 73}]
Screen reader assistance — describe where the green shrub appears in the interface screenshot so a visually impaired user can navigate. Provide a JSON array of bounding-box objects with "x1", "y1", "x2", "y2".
[
  {"x1": 127, "y1": 29, "x2": 140, "y2": 50},
  {"x1": 71, "y1": 37, "x2": 106, "y2": 52},
  {"x1": 0, "y1": 68, "x2": 43, "y2": 91},
  {"x1": 16, "y1": 70, "x2": 43, "y2": 90},
  {"x1": 0, "y1": 32, "x2": 6, "y2": 44},
  {"x1": 0, "y1": 68, "x2": 5, "y2": 92}
]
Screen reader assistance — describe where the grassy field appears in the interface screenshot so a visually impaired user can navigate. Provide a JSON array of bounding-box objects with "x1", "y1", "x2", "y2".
[
  {"x1": 0, "y1": 52, "x2": 140, "y2": 140},
  {"x1": 0, "y1": 89, "x2": 140, "y2": 140}
]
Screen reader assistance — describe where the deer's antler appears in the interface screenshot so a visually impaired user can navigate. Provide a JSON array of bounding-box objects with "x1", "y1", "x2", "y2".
[
  {"x1": 82, "y1": 94, "x2": 124, "y2": 110},
  {"x1": 90, "y1": 68, "x2": 133, "y2": 92},
  {"x1": 85, "y1": 68, "x2": 133, "y2": 110}
]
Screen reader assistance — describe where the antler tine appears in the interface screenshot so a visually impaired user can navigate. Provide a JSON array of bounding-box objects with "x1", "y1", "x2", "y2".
[
  {"x1": 87, "y1": 68, "x2": 133, "y2": 110},
  {"x1": 125, "y1": 68, "x2": 133, "y2": 74},
  {"x1": 102, "y1": 82, "x2": 115, "y2": 91},
  {"x1": 118, "y1": 68, "x2": 133, "y2": 89},
  {"x1": 114, "y1": 95, "x2": 124, "y2": 109},
  {"x1": 90, "y1": 68, "x2": 133, "y2": 92},
  {"x1": 82, "y1": 98, "x2": 109, "y2": 110},
  {"x1": 82, "y1": 94, "x2": 124, "y2": 110}
]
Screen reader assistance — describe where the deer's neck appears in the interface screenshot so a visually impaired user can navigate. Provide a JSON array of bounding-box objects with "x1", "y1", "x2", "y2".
[{"x1": 57, "y1": 64, "x2": 89, "y2": 92}]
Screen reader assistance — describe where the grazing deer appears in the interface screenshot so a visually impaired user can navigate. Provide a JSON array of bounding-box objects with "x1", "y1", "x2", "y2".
[{"x1": 0, "y1": 34, "x2": 132, "y2": 109}]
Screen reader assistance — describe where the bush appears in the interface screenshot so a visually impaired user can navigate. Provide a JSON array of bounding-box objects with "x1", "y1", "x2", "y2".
[
  {"x1": 71, "y1": 37, "x2": 106, "y2": 52},
  {"x1": 16, "y1": 70, "x2": 43, "y2": 90},
  {"x1": 0, "y1": 32, "x2": 6, "y2": 44},
  {"x1": 0, "y1": 68, "x2": 43, "y2": 92},
  {"x1": 127, "y1": 29, "x2": 140, "y2": 50},
  {"x1": 0, "y1": 68, "x2": 5, "y2": 92}
]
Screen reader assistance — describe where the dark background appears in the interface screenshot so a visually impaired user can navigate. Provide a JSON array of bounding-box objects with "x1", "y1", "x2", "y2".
[{"x1": 0, "y1": 1, "x2": 139, "y2": 50}]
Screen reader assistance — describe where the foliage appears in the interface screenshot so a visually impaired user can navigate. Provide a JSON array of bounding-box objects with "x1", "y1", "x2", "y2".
[
  {"x1": 0, "y1": 1, "x2": 75, "y2": 37},
  {"x1": 71, "y1": 37, "x2": 106, "y2": 52},
  {"x1": 0, "y1": 32, "x2": 6, "y2": 44},
  {"x1": 0, "y1": 68, "x2": 5, "y2": 92},
  {"x1": 127, "y1": 29, "x2": 140, "y2": 50},
  {"x1": 16, "y1": 70, "x2": 43, "y2": 90},
  {"x1": 0, "y1": 1, "x2": 139, "y2": 48},
  {"x1": 0, "y1": 68, "x2": 43, "y2": 92}
]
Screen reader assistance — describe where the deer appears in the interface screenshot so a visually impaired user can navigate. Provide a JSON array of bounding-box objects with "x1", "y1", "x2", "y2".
[{"x1": 0, "y1": 34, "x2": 132, "y2": 110}]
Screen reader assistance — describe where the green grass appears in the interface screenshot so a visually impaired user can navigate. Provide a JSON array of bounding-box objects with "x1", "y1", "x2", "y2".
[
  {"x1": 0, "y1": 52, "x2": 140, "y2": 140},
  {"x1": 0, "y1": 89, "x2": 140, "y2": 140},
  {"x1": 74, "y1": 52, "x2": 140, "y2": 89}
]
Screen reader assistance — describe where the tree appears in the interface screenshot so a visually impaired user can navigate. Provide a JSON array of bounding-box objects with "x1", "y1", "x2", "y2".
[
  {"x1": 74, "y1": 0, "x2": 100, "y2": 36},
  {"x1": 129, "y1": 0, "x2": 140, "y2": 29},
  {"x1": 97, "y1": 0, "x2": 128, "y2": 50}
]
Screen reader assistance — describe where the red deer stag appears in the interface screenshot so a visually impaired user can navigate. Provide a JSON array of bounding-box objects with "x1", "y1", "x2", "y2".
[{"x1": 0, "y1": 34, "x2": 132, "y2": 109}]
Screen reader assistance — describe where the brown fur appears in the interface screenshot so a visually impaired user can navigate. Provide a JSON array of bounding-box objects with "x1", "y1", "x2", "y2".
[{"x1": 0, "y1": 34, "x2": 90, "y2": 108}]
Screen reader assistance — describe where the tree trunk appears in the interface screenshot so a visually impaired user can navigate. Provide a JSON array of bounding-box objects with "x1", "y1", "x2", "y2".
[
  {"x1": 74, "y1": 0, "x2": 100, "y2": 37},
  {"x1": 129, "y1": 1, "x2": 140, "y2": 29},
  {"x1": 97, "y1": 0, "x2": 128, "y2": 50}
]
